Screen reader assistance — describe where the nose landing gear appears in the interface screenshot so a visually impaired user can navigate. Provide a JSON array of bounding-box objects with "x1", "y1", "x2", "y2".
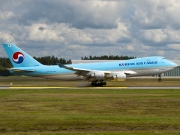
[{"x1": 158, "y1": 74, "x2": 162, "y2": 82}]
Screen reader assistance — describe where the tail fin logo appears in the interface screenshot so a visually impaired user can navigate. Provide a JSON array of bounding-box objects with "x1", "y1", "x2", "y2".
[{"x1": 12, "y1": 52, "x2": 25, "y2": 64}]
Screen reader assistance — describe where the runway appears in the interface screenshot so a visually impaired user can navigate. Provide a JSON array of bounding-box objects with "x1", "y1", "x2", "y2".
[{"x1": 1, "y1": 86, "x2": 180, "y2": 89}]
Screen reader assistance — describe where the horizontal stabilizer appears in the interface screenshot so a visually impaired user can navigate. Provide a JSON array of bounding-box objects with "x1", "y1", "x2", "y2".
[{"x1": 7, "y1": 68, "x2": 35, "y2": 72}]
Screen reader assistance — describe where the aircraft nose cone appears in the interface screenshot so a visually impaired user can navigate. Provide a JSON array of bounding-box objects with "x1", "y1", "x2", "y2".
[{"x1": 172, "y1": 61, "x2": 178, "y2": 67}]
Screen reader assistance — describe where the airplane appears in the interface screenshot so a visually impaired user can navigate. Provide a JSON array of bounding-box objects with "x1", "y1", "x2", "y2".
[{"x1": 2, "y1": 43, "x2": 178, "y2": 86}]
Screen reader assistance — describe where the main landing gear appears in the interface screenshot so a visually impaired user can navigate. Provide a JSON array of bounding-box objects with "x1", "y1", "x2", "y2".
[
  {"x1": 158, "y1": 74, "x2": 162, "y2": 82},
  {"x1": 91, "y1": 80, "x2": 107, "y2": 86}
]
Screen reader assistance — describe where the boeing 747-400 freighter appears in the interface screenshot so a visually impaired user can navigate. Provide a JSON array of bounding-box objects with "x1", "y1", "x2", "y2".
[{"x1": 2, "y1": 43, "x2": 178, "y2": 86}]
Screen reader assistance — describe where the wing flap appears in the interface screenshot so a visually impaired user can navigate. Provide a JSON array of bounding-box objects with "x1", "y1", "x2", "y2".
[
  {"x1": 58, "y1": 64, "x2": 137, "y2": 80},
  {"x1": 58, "y1": 64, "x2": 90, "y2": 75}
]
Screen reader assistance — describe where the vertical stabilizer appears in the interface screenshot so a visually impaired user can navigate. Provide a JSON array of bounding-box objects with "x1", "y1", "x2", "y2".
[{"x1": 2, "y1": 43, "x2": 42, "y2": 67}]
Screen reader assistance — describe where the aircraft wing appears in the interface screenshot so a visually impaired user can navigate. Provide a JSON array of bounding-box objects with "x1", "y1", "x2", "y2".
[
  {"x1": 7, "y1": 68, "x2": 35, "y2": 72},
  {"x1": 58, "y1": 64, "x2": 137, "y2": 80},
  {"x1": 58, "y1": 64, "x2": 93, "y2": 76}
]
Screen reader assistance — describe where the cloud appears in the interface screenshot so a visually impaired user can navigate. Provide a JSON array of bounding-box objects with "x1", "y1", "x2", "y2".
[
  {"x1": 167, "y1": 44, "x2": 180, "y2": 51},
  {"x1": 0, "y1": 0, "x2": 180, "y2": 60},
  {"x1": 0, "y1": 31, "x2": 15, "y2": 43},
  {"x1": 11, "y1": 0, "x2": 126, "y2": 29},
  {"x1": 0, "y1": 11, "x2": 15, "y2": 20},
  {"x1": 140, "y1": 29, "x2": 167, "y2": 44},
  {"x1": 131, "y1": 0, "x2": 180, "y2": 29},
  {"x1": 28, "y1": 23, "x2": 64, "y2": 42}
]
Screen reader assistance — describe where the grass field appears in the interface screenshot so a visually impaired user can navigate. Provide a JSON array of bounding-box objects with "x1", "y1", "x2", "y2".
[
  {"x1": 0, "y1": 77, "x2": 180, "y2": 134},
  {"x1": 0, "y1": 89, "x2": 180, "y2": 135}
]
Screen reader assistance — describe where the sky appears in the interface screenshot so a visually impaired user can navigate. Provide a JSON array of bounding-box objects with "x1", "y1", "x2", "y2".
[{"x1": 0, "y1": 0, "x2": 180, "y2": 60}]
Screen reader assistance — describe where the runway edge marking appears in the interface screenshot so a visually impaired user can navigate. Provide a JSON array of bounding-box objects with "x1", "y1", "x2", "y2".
[{"x1": 8, "y1": 86, "x2": 128, "y2": 89}]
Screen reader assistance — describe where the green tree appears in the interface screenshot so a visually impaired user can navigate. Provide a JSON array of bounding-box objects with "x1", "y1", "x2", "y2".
[{"x1": 34, "y1": 56, "x2": 71, "y2": 65}]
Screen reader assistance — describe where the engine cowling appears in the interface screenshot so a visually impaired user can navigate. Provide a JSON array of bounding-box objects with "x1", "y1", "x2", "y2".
[
  {"x1": 108, "y1": 72, "x2": 126, "y2": 81},
  {"x1": 90, "y1": 71, "x2": 105, "y2": 79},
  {"x1": 86, "y1": 71, "x2": 105, "y2": 80}
]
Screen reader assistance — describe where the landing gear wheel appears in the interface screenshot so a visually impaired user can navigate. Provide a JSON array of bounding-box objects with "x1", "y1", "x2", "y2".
[
  {"x1": 158, "y1": 78, "x2": 162, "y2": 82},
  {"x1": 103, "y1": 82, "x2": 107, "y2": 85},
  {"x1": 91, "y1": 80, "x2": 107, "y2": 87},
  {"x1": 91, "y1": 80, "x2": 97, "y2": 86},
  {"x1": 158, "y1": 74, "x2": 162, "y2": 82}
]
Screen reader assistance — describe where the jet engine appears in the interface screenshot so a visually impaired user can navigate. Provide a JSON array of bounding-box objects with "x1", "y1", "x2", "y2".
[
  {"x1": 106, "y1": 72, "x2": 126, "y2": 81},
  {"x1": 89, "y1": 71, "x2": 105, "y2": 79}
]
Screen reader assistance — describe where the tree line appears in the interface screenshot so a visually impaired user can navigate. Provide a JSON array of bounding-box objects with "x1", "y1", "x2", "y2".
[
  {"x1": 0, "y1": 57, "x2": 12, "y2": 76},
  {"x1": 33, "y1": 56, "x2": 71, "y2": 65},
  {"x1": 0, "y1": 55, "x2": 135, "y2": 76}
]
